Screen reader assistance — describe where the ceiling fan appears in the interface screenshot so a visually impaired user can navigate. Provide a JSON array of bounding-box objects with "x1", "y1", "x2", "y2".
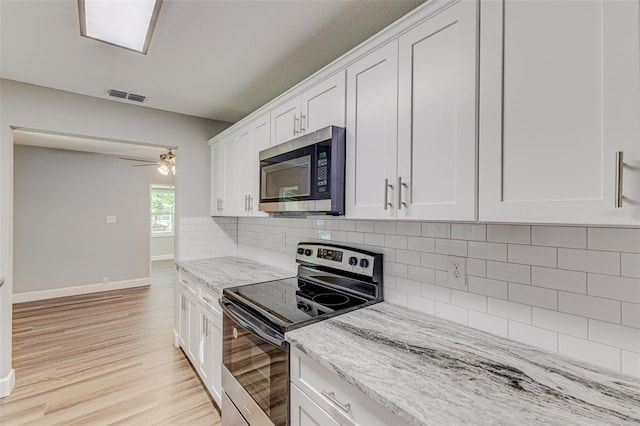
[{"x1": 119, "y1": 148, "x2": 176, "y2": 175}]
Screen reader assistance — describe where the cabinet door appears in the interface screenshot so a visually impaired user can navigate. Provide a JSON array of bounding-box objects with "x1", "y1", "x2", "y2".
[
  {"x1": 251, "y1": 114, "x2": 270, "y2": 216},
  {"x1": 187, "y1": 297, "x2": 198, "y2": 362},
  {"x1": 197, "y1": 309, "x2": 209, "y2": 381},
  {"x1": 301, "y1": 70, "x2": 346, "y2": 133},
  {"x1": 207, "y1": 313, "x2": 223, "y2": 406},
  {"x1": 290, "y1": 383, "x2": 340, "y2": 426},
  {"x1": 222, "y1": 138, "x2": 239, "y2": 216},
  {"x1": 236, "y1": 124, "x2": 253, "y2": 215},
  {"x1": 271, "y1": 97, "x2": 302, "y2": 146},
  {"x1": 345, "y1": 41, "x2": 399, "y2": 219},
  {"x1": 178, "y1": 293, "x2": 189, "y2": 348},
  {"x1": 479, "y1": 0, "x2": 640, "y2": 225},
  {"x1": 211, "y1": 142, "x2": 225, "y2": 215},
  {"x1": 397, "y1": 0, "x2": 478, "y2": 221}
]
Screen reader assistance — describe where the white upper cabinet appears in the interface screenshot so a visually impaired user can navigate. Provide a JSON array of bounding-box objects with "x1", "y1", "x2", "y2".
[
  {"x1": 479, "y1": 0, "x2": 640, "y2": 225},
  {"x1": 346, "y1": 0, "x2": 478, "y2": 221},
  {"x1": 211, "y1": 134, "x2": 238, "y2": 216},
  {"x1": 236, "y1": 124, "x2": 254, "y2": 213},
  {"x1": 346, "y1": 41, "x2": 399, "y2": 219},
  {"x1": 397, "y1": 0, "x2": 478, "y2": 221},
  {"x1": 271, "y1": 71, "x2": 346, "y2": 146}
]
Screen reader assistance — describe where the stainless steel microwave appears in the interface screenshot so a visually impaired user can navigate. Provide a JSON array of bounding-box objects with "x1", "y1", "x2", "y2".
[{"x1": 259, "y1": 125, "x2": 345, "y2": 215}]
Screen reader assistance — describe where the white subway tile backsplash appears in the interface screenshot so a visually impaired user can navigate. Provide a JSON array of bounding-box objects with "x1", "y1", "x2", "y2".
[
  {"x1": 622, "y1": 351, "x2": 640, "y2": 378},
  {"x1": 486, "y1": 261, "x2": 530, "y2": 285},
  {"x1": 396, "y1": 221, "x2": 421, "y2": 236},
  {"x1": 407, "y1": 265, "x2": 436, "y2": 284},
  {"x1": 589, "y1": 320, "x2": 640, "y2": 353},
  {"x1": 396, "y1": 277, "x2": 422, "y2": 296},
  {"x1": 407, "y1": 296, "x2": 436, "y2": 315},
  {"x1": 451, "y1": 224, "x2": 486, "y2": 241},
  {"x1": 364, "y1": 233, "x2": 385, "y2": 247},
  {"x1": 488, "y1": 225, "x2": 531, "y2": 244},
  {"x1": 559, "y1": 292, "x2": 621, "y2": 324},
  {"x1": 532, "y1": 308, "x2": 587, "y2": 338},
  {"x1": 622, "y1": 302, "x2": 640, "y2": 328},
  {"x1": 588, "y1": 274, "x2": 640, "y2": 303},
  {"x1": 408, "y1": 236, "x2": 435, "y2": 253},
  {"x1": 531, "y1": 226, "x2": 587, "y2": 249},
  {"x1": 375, "y1": 221, "x2": 396, "y2": 235},
  {"x1": 385, "y1": 234, "x2": 408, "y2": 249},
  {"x1": 231, "y1": 217, "x2": 639, "y2": 376},
  {"x1": 558, "y1": 248, "x2": 620, "y2": 275},
  {"x1": 451, "y1": 290, "x2": 487, "y2": 312},
  {"x1": 509, "y1": 322, "x2": 558, "y2": 352},
  {"x1": 622, "y1": 253, "x2": 640, "y2": 278},
  {"x1": 420, "y1": 252, "x2": 449, "y2": 271},
  {"x1": 422, "y1": 222, "x2": 450, "y2": 238},
  {"x1": 355, "y1": 220, "x2": 374, "y2": 233},
  {"x1": 509, "y1": 283, "x2": 557, "y2": 310},
  {"x1": 559, "y1": 335, "x2": 621, "y2": 371},
  {"x1": 468, "y1": 241, "x2": 507, "y2": 262},
  {"x1": 488, "y1": 298, "x2": 531, "y2": 323},
  {"x1": 421, "y1": 283, "x2": 451, "y2": 303},
  {"x1": 435, "y1": 239, "x2": 468, "y2": 257},
  {"x1": 468, "y1": 311, "x2": 508, "y2": 338},
  {"x1": 531, "y1": 267, "x2": 587, "y2": 294},
  {"x1": 588, "y1": 228, "x2": 640, "y2": 253},
  {"x1": 435, "y1": 302, "x2": 468, "y2": 325},
  {"x1": 396, "y1": 249, "x2": 421, "y2": 266},
  {"x1": 469, "y1": 277, "x2": 508, "y2": 299},
  {"x1": 508, "y1": 244, "x2": 557, "y2": 267},
  {"x1": 466, "y1": 258, "x2": 486, "y2": 277}
]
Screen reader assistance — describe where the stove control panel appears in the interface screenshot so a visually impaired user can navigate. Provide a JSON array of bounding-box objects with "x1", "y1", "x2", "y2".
[{"x1": 295, "y1": 242, "x2": 380, "y2": 278}]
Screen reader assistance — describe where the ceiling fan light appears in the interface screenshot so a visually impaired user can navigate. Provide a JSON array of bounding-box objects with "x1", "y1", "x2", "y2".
[{"x1": 157, "y1": 164, "x2": 169, "y2": 176}]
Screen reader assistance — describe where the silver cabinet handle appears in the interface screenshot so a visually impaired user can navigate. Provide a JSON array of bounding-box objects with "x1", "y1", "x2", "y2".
[
  {"x1": 615, "y1": 151, "x2": 624, "y2": 208},
  {"x1": 397, "y1": 176, "x2": 407, "y2": 210},
  {"x1": 202, "y1": 296, "x2": 212, "y2": 305},
  {"x1": 244, "y1": 195, "x2": 248, "y2": 212},
  {"x1": 300, "y1": 114, "x2": 306, "y2": 133},
  {"x1": 248, "y1": 195, "x2": 253, "y2": 213},
  {"x1": 0, "y1": 277, "x2": 4, "y2": 288},
  {"x1": 321, "y1": 390, "x2": 351, "y2": 414},
  {"x1": 293, "y1": 114, "x2": 300, "y2": 135},
  {"x1": 384, "y1": 178, "x2": 393, "y2": 210}
]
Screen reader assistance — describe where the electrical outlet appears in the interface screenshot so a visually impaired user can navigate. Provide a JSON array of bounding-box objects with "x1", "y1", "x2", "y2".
[
  {"x1": 102, "y1": 276, "x2": 109, "y2": 285},
  {"x1": 448, "y1": 257, "x2": 466, "y2": 285}
]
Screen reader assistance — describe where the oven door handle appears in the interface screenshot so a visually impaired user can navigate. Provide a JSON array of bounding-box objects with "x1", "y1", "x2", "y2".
[{"x1": 219, "y1": 298, "x2": 287, "y2": 349}]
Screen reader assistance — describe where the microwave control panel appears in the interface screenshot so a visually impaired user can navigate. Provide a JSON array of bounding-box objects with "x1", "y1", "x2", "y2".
[{"x1": 316, "y1": 145, "x2": 330, "y2": 194}]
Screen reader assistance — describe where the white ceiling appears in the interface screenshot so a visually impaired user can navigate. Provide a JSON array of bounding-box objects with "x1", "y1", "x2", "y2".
[{"x1": 0, "y1": 0, "x2": 425, "y2": 124}]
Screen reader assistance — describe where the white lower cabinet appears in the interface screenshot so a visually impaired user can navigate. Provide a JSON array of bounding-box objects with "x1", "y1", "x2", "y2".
[
  {"x1": 177, "y1": 271, "x2": 223, "y2": 406},
  {"x1": 290, "y1": 346, "x2": 410, "y2": 426}
]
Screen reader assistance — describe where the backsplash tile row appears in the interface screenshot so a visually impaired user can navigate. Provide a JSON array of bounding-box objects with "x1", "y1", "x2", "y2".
[
  {"x1": 234, "y1": 216, "x2": 640, "y2": 377},
  {"x1": 177, "y1": 217, "x2": 238, "y2": 261}
]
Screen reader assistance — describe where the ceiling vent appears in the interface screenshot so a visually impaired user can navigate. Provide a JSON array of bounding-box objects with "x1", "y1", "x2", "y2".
[{"x1": 106, "y1": 89, "x2": 147, "y2": 103}]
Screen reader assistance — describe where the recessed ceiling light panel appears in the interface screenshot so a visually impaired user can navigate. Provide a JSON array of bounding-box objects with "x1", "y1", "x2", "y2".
[{"x1": 78, "y1": 0, "x2": 163, "y2": 54}]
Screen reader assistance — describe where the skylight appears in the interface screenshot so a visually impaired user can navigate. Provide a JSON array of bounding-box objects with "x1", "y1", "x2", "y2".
[{"x1": 78, "y1": 0, "x2": 163, "y2": 54}]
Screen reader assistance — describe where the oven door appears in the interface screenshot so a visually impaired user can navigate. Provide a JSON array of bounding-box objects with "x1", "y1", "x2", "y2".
[{"x1": 220, "y1": 298, "x2": 288, "y2": 426}]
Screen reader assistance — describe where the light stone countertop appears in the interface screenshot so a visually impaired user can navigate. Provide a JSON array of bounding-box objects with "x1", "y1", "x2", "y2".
[
  {"x1": 286, "y1": 302, "x2": 640, "y2": 426},
  {"x1": 175, "y1": 257, "x2": 295, "y2": 297}
]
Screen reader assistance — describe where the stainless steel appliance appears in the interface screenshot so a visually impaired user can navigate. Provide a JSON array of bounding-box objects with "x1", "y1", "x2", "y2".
[
  {"x1": 220, "y1": 242, "x2": 383, "y2": 426},
  {"x1": 258, "y1": 126, "x2": 345, "y2": 215}
]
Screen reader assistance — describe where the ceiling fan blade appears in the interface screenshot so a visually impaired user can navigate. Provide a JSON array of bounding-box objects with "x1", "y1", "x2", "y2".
[
  {"x1": 132, "y1": 163, "x2": 161, "y2": 167},
  {"x1": 118, "y1": 156, "x2": 158, "y2": 163}
]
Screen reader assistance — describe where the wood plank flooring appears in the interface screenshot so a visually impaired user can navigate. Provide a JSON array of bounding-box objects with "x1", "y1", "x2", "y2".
[{"x1": 0, "y1": 261, "x2": 221, "y2": 426}]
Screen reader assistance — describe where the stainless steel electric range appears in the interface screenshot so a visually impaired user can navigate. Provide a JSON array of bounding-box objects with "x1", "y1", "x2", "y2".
[{"x1": 219, "y1": 242, "x2": 383, "y2": 426}]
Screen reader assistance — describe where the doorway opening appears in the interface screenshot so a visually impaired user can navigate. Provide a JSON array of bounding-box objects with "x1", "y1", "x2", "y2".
[{"x1": 151, "y1": 185, "x2": 175, "y2": 262}]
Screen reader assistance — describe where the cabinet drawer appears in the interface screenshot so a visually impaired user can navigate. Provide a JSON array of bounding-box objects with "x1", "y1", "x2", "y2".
[
  {"x1": 290, "y1": 347, "x2": 409, "y2": 426},
  {"x1": 199, "y1": 285, "x2": 221, "y2": 319},
  {"x1": 178, "y1": 270, "x2": 198, "y2": 295}
]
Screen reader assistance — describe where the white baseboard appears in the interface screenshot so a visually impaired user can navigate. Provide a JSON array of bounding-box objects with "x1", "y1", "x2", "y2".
[
  {"x1": 13, "y1": 278, "x2": 150, "y2": 303},
  {"x1": 151, "y1": 254, "x2": 175, "y2": 261},
  {"x1": 0, "y1": 368, "x2": 15, "y2": 398}
]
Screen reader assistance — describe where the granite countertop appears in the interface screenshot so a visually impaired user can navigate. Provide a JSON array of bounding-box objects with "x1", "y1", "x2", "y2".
[
  {"x1": 286, "y1": 302, "x2": 640, "y2": 426},
  {"x1": 175, "y1": 257, "x2": 295, "y2": 297}
]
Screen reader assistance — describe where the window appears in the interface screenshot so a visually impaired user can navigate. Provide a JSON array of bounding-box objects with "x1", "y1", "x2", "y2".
[{"x1": 151, "y1": 187, "x2": 174, "y2": 235}]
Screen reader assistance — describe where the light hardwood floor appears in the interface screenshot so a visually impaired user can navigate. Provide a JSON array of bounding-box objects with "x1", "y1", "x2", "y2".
[{"x1": 0, "y1": 261, "x2": 221, "y2": 426}]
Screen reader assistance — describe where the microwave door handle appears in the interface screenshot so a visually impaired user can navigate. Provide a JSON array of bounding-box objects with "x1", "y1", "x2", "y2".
[{"x1": 219, "y1": 299, "x2": 286, "y2": 348}]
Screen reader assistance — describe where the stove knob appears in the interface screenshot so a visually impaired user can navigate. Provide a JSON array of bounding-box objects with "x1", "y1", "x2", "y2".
[
  {"x1": 304, "y1": 249, "x2": 312, "y2": 256},
  {"x1": 297, "y1": 248, "x2": 304, "y2": 255},
  {"x1": 359, "y1": 258, "x2": 369, "y2": 268},
  {"x1": 348, "y1": 256, "x2": 358, "y2": 266}
]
